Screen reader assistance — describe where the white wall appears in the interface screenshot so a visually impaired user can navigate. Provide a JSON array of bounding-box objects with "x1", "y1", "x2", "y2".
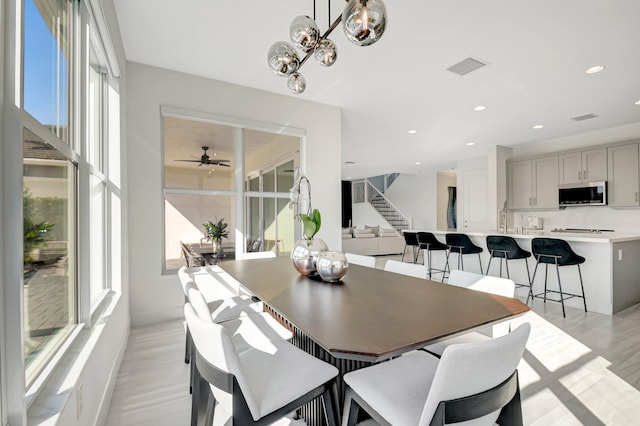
[
  {"x1": 126, "y1": 62, "x2": 342, "y2": 325},
  {"x1": 384, "y1": 172, "x2": 438, "y2": 230},
  {"x1": 351, "y1": 202, "x2": 394, "y2": 229}
]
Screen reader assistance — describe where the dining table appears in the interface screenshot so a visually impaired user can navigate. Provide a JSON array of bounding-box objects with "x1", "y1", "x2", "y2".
[{"x1": 218, "y1": 256, "x2": 530, "y2": 425}]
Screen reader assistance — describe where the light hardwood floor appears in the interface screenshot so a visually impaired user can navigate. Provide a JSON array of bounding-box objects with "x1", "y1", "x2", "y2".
[{"x1": 105, "y1": 264, "x2": 640, "y2": 425}]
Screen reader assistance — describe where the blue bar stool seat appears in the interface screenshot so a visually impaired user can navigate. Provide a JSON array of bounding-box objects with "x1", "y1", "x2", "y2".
[{"x1": 530, "y1": 237, "x2": 587, "y2": 317}]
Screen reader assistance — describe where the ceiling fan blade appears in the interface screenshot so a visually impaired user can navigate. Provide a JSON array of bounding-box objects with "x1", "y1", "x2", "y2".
[
  {"x1": 216, "y1": 162, "x2": 231, "y2": 167},
  {"x1": 175, "y1": 159, "x2": 202, "y2": 163}
]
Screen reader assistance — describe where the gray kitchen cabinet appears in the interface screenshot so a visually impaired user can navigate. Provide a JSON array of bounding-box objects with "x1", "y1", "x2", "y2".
[
  {"x1": 608, "y1": 143, "x2": 640, "y2": 207},
  {"x1": 559, "y1": 148, "x2": 607, "y2": 185},
  {"x1": 508, "y1": 155, "x2": 559, "y2": 210}
]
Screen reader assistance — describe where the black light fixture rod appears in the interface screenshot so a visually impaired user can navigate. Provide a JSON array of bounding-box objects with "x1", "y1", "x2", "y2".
[{"x1": 298, "y1": 14, "x2": 342, "y2": 68}]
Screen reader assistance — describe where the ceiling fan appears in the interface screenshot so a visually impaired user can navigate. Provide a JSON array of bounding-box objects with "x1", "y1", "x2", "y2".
[{"x1": 175, "y1": 146, "x2": 230, "y2": 167}]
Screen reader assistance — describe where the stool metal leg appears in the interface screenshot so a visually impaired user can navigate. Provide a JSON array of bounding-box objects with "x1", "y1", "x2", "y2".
[
  {"x1": 477, "y1": 253, "x2": 483, "y2": 275},
  {"x1": 554, "y1": 258, "x2": 566, "y2": 318},
  {"x1": 577, "y1": 264, "x2": 587, "y2": 312},
  {"x1": 442, "y1": 249, "x2": 451, "y2": 282},
  {"x1": 528, "y1": 258, "x2": 541, "y2": 305},
  {"x1": 543, "y1": 264, "x2": 549, "y2": 304},
  {"x1": 486, "y1": 250, "x2": 494, "y2": 276},
  {"x1": 504, "y1": 257, "x2": 510, "y2": 279},
  {"x1": 525, "y1": 258, "x2": 533, "y2": 302}
]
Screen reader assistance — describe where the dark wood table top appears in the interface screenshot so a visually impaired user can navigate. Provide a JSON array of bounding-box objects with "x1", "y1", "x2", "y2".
[{"x1": 219, "y1": 256, "x2": 530, "y2": 361}]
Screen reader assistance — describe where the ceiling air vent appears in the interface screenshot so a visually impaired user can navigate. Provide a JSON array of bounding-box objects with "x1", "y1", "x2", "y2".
[
  {"x1": 446, "y1": 57, "x2": 487, "y2": 76},
  {"x1": 571, "y1": 113, "x2": 598, "y2": 122},
  {"x1": 344, "y1": 161, "x2": 356, "y2": 165}
]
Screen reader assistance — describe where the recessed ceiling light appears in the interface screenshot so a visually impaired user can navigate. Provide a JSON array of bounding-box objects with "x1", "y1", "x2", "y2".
[
  {"x1": 532, "y1": 124, "x2": 544, "y2": 129},
  {"x1": 635, "y1": 100, "x2": 640, "y2": 106},
  {"x1": 408, "y1": 129, "x2": 417, "y2": 134},
  {"x1": 466, "y1": 142, "x2": 475, "y2": 146},
  {"x1": 346, "y1": 176, "x2": 352, "y2": 180},
  {"x1": 473, "y1": 105, "x2": 486, "y2": 111},
  {"x1": 585, "y1": 65, "x2": 605, "y2": 74},
  {"x1": 415, "y1": 161, "x2": 422, "y2": 165}
]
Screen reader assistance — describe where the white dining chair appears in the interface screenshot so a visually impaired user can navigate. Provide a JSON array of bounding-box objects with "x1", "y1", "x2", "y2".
[
  {"x1": 424, "y1": 274, "x2": 516, "y2": 357},
  {"x1": 345, "y1": 252, "x2": 376, "y2": 268},
  {"x1": 384, "y1": 259, "x2": 427, "y2": 279},
  {"x1": 446, "y1": 269, "x2": 484, "y2": 287},
  {"x1": 342, "y1": 323, "x2": 531, "y2": 426},
  {"x1": 236, "y1": 250, "x2": 277, "y2": 260},
  {"x1": 185, "y1": 302, "x2": 340, "y2": 426}
]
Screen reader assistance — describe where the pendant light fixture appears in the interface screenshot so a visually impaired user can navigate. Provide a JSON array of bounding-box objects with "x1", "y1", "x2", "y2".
[{"x1": 267, "y1": 0, "x2": 387, "y2": 94}]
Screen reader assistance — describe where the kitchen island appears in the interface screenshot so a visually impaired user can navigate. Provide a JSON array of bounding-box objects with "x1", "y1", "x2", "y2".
[{"x1": 407, "y1": 229, "x2": 640, "y2": 315}]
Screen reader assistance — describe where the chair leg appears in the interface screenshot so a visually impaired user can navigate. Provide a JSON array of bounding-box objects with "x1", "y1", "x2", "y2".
[
  {"x1": 191, "y1": 367, "x2": 201, "y2": 426},
  {"x1": 525, "y1": 258, "x2": 533, "y2": 302},
  {"x1": 543, "y1": 264, "x2": 549, "y2": 304},
  {"x1": 486, "y1": 252, "x2": 493, "y2": 276},
  {"x1": 555, "y1": 260, "x2": 566, "y2": 318},
  {"x1": 322, "y1": 382, "x2": 339, "y2": 426},
  {"x1": 459, "y1": 251, "x2": 463, "y2": 270},
  {"x1": 401, "y1": 244, "x2": 407, "y2": 262},
  {"x1": 442, "y1": 250, "x2": 451, "y2": 282},
  {"x1": 528, "y1": 258, "x2": 541, "y2": 305},
  {"x1": 504, "y1": 257, "x2": 510, "y2": 279},
  {"x1": 185, "y1": 328, "x2": 191, "y2": 364},
  {"x1": 477, "y1": 253, "x2": 483, "y2": 275},
  {"x1": 577, "y1": 264, "x2": 587, "y2": 312},
  {"x1": 342, "y1": 387, "x2": 360, "y2": 426},
  {"x1": 204, "y1": 389, "x2": 216, "y2": 426}
]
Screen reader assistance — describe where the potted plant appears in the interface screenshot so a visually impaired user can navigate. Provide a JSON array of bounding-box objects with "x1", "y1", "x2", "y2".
[
  {"x1": 291, "y1": 208, "x2": 328, "y2": 275},
  {"x1": 203, "y1": 218, "x2": 229, "y2": 257}
]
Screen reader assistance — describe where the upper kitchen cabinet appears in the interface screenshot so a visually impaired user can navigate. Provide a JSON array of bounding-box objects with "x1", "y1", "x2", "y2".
[
  {"x1": 508, "y1": 155, "x2": 559, "y2": 210},
  {"x1": 608, "y1": 143, "x2": 640, "y2": 207},
  {"x1": 558, "y1": 148, "x2": 607, "y2": 185}
]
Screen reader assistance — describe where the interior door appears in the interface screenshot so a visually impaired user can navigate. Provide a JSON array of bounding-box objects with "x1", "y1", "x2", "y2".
[{"x1": 462, "y1": 168, "x2": 489, "y2": 231}]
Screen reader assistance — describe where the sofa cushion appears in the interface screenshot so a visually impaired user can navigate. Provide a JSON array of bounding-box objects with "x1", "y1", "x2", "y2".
[
  {"x1": 365, "y1": 225, "x2": 380, "y2": 235},
  {"x1": 380, "y1": 231, "x2": 399, "y2": 237},
  {"x1": 354, "y1": 228, "x2": 375, "y2": 236},
  {"x1": 354, "y1": 233, "x2": 376, "y2": 239}
]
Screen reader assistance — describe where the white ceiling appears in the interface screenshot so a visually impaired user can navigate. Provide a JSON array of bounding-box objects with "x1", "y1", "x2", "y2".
[{"x1": 113, "y1": 0, "x2": 640, "y2": 179}]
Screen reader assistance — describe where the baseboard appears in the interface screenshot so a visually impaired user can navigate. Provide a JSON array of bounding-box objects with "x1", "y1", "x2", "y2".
[
  {"x1": 131, "y1": 306, "x2": 183, "y2": 327},
  {"x1": 93, "y1": 321, "x2": 130, "y2": 426}
]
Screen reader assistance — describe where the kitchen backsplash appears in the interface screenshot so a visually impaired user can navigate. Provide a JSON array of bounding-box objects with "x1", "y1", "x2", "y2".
[{"x1": 513, "y1": 206, "x2": 640, "y2": 233}]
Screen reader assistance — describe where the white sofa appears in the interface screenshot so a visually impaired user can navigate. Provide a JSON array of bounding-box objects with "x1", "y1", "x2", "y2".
[{"x1": 341, "y1": 227, "x2": 405, "y2": 256}]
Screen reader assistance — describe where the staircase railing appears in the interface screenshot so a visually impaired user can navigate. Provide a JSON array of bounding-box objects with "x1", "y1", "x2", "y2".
[
  {"x1": 385, "y1": 172, "x2": 400, "y2": 189},
  {"x1": 365, "y1": 179, "x2": 413, "y2": 230}
]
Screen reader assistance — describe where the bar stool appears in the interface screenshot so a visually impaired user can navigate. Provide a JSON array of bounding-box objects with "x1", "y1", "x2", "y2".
[
  {"x1": 401, "y1": 231, "x2": 420, "y2": 263},
  {"x1": 416, "y1": 232, "x2": 448, "y2": 279},
  {"x1": 530, "y1": 237, "x2": 587, "y2": 317},
  {"x1": 486, "y1": 235, "x2": 533, "y2": 301},
  {"x1": 445, "y1": 233, "x2": 484, "y2": 276}
]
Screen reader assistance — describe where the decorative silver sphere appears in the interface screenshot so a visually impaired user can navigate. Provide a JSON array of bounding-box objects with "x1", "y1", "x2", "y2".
[
  {"x1": 291, "y1": 238, "x2": 328, "y2": 275},
  {"x1": 314, "y1": 39, "x2": 338, "y2": 67},
  {"x1": 342, "y1": 0, "x2": 387, "y2": 47},
  {"x1": 289, "y1": 15, "x2": 320, "y2": 52},
  {"x1": 287, "y1": 72, "x2": 306, "y2": 94},
  {"x1": 316, "y1": 251, "x2": 349, "y2": 282},
  {"x1": 267, "y1": 41, "x2": 300, "y2": 76}
]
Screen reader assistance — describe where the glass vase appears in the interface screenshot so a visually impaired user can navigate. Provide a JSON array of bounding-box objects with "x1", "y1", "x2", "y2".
[{"x1": 290, "y1": 238, "x2": 328, "y2": 276}]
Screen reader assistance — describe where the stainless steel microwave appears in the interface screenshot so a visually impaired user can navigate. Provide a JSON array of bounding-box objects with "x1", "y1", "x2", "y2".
[{"x1": 558, "y1": 181, "x2": 607, "y2": 206}]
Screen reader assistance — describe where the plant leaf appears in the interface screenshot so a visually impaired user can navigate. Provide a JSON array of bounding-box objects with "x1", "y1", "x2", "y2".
[{"x1": 312, "y1": 209, "x2": 321, "y2": 235}]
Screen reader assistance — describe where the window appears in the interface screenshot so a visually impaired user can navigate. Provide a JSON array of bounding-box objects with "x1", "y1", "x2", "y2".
[
  {"x1": 19, "y1": 0, "x2": 121, "y2": 390},
  {"x1": 163, "y1": 112, "x2": 301, "y2": 270},
  {"x1": 23, "y1": 129, "x2": 76, "y2": 385},
  {"x1": 23, "y1": 0, "x2": 71, "y2": 144}
]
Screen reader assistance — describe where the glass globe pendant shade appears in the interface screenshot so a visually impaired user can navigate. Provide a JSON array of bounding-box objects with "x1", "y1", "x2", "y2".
[
  {"x1": 267, "y1": 41, "x2": 301, "y2": 76},
  {"x1": 342, "y1": 0, "x2": 387, "y2": 47},
  {"x1": 287, "y1": 73, "x2": 306, "y2": 94},
  {"x1": 314, "y1": 39, "x2": 337, "y2": 67},
  {"x1": 289, "y1": 15, "x2": 320, "y2": 52}
]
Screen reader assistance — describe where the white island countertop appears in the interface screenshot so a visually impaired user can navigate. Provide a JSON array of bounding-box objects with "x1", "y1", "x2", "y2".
[{"x1": 416, "y1": 229, "x2": 640, "y2": 244}]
